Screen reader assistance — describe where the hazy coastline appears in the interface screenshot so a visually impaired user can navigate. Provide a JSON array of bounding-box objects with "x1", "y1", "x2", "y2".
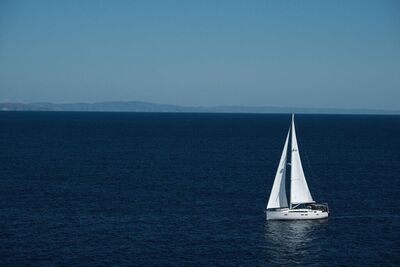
[{"x1": 1, "y1": 101, "x2": 398, "y2": 115}]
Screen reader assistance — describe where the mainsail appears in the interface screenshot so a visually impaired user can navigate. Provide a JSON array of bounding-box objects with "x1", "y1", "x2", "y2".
[
  {"x1": 290, "y1": 114, "x2": 314, "y2": 204},
  {"x1": 267, "y1": 128, "x2": 290, "y2": 209}
]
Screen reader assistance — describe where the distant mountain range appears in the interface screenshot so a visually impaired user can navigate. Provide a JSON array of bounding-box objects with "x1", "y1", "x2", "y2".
[{"x1": 0, "y1": 101, "x2": 398, "y2": 114}]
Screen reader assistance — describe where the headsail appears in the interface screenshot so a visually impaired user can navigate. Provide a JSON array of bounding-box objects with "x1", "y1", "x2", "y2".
[
  {"x1": 290, "y1": 114, "x2": 314, "y2": 204},
  {"x1": 267, "y1": 128, "x2": 290, "y2": 209}
]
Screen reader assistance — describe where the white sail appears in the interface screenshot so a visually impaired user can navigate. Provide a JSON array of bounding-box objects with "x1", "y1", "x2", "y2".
[
  {"x1": 290, "y1": 114, "x2": 314, "y2": 204},
  {"x1": 267, "y1": 128, "x2": 290, "y2": 209}
]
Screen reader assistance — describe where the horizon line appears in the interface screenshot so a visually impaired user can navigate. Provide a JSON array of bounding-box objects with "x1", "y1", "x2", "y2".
[{"x1": 0, "y1": 100, "x2": 399, "y2": 113}]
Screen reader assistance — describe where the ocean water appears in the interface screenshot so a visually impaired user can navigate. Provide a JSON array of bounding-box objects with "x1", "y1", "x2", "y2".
[{"x1": 0, "y1": 112, "x2": 399, "y2": 266}]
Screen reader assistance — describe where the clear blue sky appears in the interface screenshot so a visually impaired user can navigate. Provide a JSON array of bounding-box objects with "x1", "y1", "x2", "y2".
[{"x1": 0, "y1": 0, "x2": 399, "y2": 109}]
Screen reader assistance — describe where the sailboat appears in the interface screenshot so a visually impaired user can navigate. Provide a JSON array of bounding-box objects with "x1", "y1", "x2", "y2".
[{"x1": 266, "y1": 114, "x2": 329, "y2": 220}]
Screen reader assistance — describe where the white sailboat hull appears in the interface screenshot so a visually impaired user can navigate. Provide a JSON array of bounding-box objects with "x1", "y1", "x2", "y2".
[{"x1": 266, "y1": 208, "x2": 329, "y2": 220}]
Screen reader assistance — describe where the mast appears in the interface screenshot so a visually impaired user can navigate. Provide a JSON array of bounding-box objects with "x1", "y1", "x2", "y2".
[{"x1": 290, "y1": 114, "x2": 314, "y2": 206}]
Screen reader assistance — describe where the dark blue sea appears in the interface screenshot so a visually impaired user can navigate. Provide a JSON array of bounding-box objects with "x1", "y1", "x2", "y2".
[{"x1": 0, "y1": 112, "x2": 399, "y2": 266}]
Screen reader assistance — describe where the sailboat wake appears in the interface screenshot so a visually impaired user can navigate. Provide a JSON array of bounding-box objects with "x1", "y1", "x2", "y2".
[{"x1": 332, "y1": 214, "x2": 400, "y2": 219}]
